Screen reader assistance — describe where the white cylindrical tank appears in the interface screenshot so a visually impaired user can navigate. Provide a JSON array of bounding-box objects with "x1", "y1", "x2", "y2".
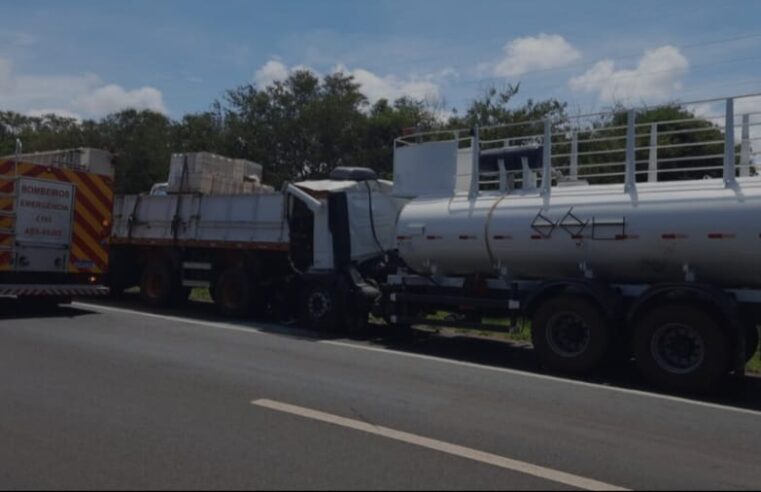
[{"x1": 396, "y1": 178, "x2": 761, "y2": 288}]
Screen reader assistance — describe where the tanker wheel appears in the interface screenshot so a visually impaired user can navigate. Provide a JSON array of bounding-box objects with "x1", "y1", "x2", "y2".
[
  {"x1": 215, "y1": 268, "x2": 252, "y2": 318},
  {"x1": 745, "y1": 324, "x2": 759, "y2": 364},
  {"x1": 633, "y1": 304, "x2": 728, "y2": 393},
  {"x1": 140, "y1": 261, "x2": 178, "y2": 308},
  {"x1": 531, "y1": 295, "x2": 611, "y2": 375},
  {"x1": 300, "y1": 283, "x2": 340, "y2": 332}
]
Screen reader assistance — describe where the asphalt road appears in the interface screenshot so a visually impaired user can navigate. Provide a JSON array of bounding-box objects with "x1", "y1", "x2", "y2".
[{"x1": 1, "y1": 299, "x2": 761, "y2": 490}]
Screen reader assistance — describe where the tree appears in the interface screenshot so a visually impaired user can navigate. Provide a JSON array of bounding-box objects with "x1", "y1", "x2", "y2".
[
  {"x1": 354, "y1": 97, "x2": 439, "y2": 178},
  {"x1": 172, "y1": 108, "x2": 226, "y2": 154},
  {"x1": 450, "y1": 84, "x2": 566, "y2": 129},
  {"x1": 222, "y1": 70, "x2": 369, "y2": 185},
  {"x1": 574, "y1": 104, "x2": 727, "y2": 183},
  {"x1": 0, "y1": 112, "x2": 87, "y2": 155},
  {"x1": 0, "y1": 75, "x2": 734, "y2": 192},
  {"x1": 97, "y1": 109, "x2": 174, "y2": 193}
]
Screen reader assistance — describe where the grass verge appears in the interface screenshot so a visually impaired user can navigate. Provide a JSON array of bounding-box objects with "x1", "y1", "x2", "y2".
[{"x1": 424, "y1": 311, "x2": 761, "y2": 374}]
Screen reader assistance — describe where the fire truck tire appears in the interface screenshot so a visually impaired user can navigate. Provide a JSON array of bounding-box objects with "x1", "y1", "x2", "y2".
[
  {"x1": 140, "y1": 261, "x2": 176, "y2": 308},
  {"x1": 531, "y1": 294, "x2": 612, "y2": 375},
  {"x1": 215, "y1": 268, "x2": 251, "y2": 318},
  {"x1": 633, "y1": 304, "x2": 728, "y2": 394}
]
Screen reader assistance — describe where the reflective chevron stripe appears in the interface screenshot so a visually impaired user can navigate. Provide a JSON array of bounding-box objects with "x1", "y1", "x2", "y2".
[
  {"x1": 0, "y1": 161, "x2": 114, "y2": 275},
  {"x1": 0, "y1": 284, "x2": 108, "y2": 296}
]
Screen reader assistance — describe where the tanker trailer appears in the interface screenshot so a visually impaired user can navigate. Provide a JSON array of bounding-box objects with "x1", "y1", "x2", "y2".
[{"x1": 380, "y1": 95, "x2": 761, "y2": 393}]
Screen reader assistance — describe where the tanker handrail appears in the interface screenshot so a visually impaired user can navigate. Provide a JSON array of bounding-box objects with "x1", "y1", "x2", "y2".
[
  {"x1": 396, "y1": 91, "x2": 761, "y2": 143},
  {"x1": 396, "y1": 92, "x2": 761, "y2": 196}
]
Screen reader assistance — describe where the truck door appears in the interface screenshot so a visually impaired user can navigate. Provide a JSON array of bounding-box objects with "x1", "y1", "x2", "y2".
[
  {"x1": 14, "y1": 177, "x2": 75, "y2": 273},
  {"x1": 288, "y1": 196, "x2": 315, "y2": 272}
]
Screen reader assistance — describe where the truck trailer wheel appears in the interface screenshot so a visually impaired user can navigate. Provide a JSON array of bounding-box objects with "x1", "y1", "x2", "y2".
[
  {"x1": 300, "y1": 283, "x2": 339, "y2": 331},
  {"x1": 531, "y1": 295, "x2": 611, "y2": 375},
  {"x1": 633, "y1": 304, "x2": 728, "y2": 393},
  {"x1": 215, "y1": 268, "x2": 252, "y2": 318},
  {"x1": 140, "y1": 261, "x2": 178, "y2": 308}
]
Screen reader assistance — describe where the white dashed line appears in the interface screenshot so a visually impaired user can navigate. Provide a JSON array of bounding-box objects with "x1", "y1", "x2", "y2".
[{"x1": 252, "y1": 398, "x2": 629, "y2": 491}]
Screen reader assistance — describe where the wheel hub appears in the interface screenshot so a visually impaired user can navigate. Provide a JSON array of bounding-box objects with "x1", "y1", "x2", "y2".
[
  {"x1": 651, "y1": 323, "x2": 705, "y2": 374},
  {"x1": 308, "y1": 290, "x2": 331, "y2": 319},
  {"x1": 546, "y1": 312, "x2": 592, "y2": 357}
]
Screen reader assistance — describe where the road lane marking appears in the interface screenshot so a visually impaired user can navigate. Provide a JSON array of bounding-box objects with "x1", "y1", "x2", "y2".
[
  {"x1": 252, "y1": 398, "x2": 628, "y2": 491},
  {"x1": 319, "y1": 340, "x2": 761, "y2": 418},
  {"x1": 75, "y1": 302, "x2": 761, "y2": 418},
  {"x1": 74, "y1": 302, "x2": 265, "y2": 335}
]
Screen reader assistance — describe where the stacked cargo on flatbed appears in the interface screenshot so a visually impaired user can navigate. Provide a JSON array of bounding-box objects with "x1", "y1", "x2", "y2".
[
  {"x1": 112, "y1": 151, "x2": 285, "y2": 250},
  {"x1": 167, "y1": 152, "x2": 272, "y2": 195}
]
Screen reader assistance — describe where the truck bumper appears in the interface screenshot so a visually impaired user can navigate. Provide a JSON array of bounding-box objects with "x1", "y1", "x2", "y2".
[{"x1": 0, "y1": 284, "x2": 109, "y2": 297}]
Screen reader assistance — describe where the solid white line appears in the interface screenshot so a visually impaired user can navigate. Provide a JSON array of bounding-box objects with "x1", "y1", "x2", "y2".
[
  {"x1": 74, "y1": 302, "x2": 265, "y2": 336},
  {"x1": 320, "y1": 340, "x2": 761, "y2": 418},
  {"x1": 252, "y1": 398, "x2": 628, "y2": 491},
  {"x1": 75, "y1": 302, "x2": 761, "y2": 418}
]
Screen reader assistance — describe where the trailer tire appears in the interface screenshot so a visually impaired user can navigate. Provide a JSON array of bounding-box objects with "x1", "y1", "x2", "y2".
[
  {"x1": 300, "y1": 283, "x2": 339, "y2": 331},
  {"x1": 140, "y1": 261, "x2": 177, "y2": 308},
  {"x1": 633, "y1": 304, "x2": 728, "y2": 393},
  {"x1": 531, "y1": 295, "x2": 611, "y2": 375},
  {"x1": 215, "y1": 268, "x2": 252, "y2": 318}
]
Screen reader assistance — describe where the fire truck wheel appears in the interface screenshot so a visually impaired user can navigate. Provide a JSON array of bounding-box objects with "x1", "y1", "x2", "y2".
[
  {"x1": 633, "y1": 304, "x2": 728, "y2": 394},
  {"x1": 215, "y1": 268, "x2": 251, "y2": 318},
  {"x1": 531, "y1": 294, "x2": 611, "y2": 375},
  {"x1": 140, "y1": 261, "x2": 176, "y2": 308},
  {"x1": 300, "y1": 283, "x2": 339, "y2": 331}
]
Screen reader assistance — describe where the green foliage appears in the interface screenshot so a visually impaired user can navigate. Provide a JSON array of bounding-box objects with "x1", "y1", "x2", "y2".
[
  {"x1": 450, "y1": 83, "x2": 566, "y2": 129},
  {"x1": 103, "y1": 110, "x2": 174, "y2": 193},
  {"x1": 579, "y1": 104, "x2": 727, "y2": 183},
  {"x1": 0, "y1": 111, "x2": 88, "y2": 155},
  {"x1": 221, "y1": 70, "x2": 369, "y2": 185},
  {"x1": 0, "y1": 72, "x2": 732, "y2": 192}
]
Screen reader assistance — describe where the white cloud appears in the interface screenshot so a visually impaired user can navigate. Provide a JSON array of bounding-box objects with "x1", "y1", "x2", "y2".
[
  {"x1": 334, "y1": 64, "x2": 440, "y2": 102},
  {"x1": 0, "y1": 56, "x2": 167, "y2": 119},
  {"x1": 488, "y1": 34, "x2": 581, "y2": 77},
  {"x1": 73, "y1": 84, "x2": 166, "y2": 115},
  {"x1": 569, "y1": 45, "x2": 689, "y2": 104},
  {"x1": 254, "y1": 59, "x2": 291, "y2": 86},
  {"x1": 689, "y1": 95, "x2": 761, "y2": 143},
  {"x1": 254, "y1": 58, "x2": 314, "y2": 86},
  {"x1": 253, "y1": 58, "x2": 444, "y2": 104}
]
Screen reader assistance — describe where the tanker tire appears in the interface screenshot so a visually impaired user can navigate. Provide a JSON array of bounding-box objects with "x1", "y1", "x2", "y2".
[
  {"x1": 140, "y1": 261, "x2": 176, "y2": 308},
  {"x1": 300, "y1": 283, "x2": 339, "y2": 332},
  {"x1": 633, "y1": 304, "x2": 728, "y2": 394},
  {"x1": 745, "y1": 324, "x2": 759, "y2": 364},
  {"x1": 215, "y1": 268, "x2": 251, "y2": 318},
  {"x1": 531, "y1": 295, "x2": 611, "y2": 375}
]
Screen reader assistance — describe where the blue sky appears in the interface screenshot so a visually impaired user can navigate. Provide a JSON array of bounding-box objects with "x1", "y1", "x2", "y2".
[{"x1": 1, "y1": 0, "x2": 760, "y2": 120}]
